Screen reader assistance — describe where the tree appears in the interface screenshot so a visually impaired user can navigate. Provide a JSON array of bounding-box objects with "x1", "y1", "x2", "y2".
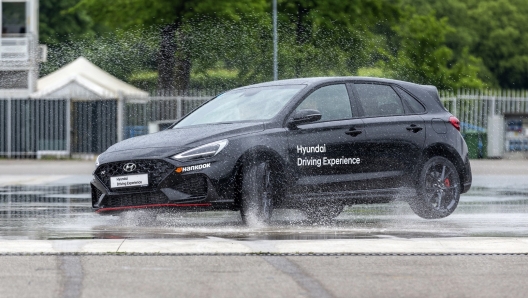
[
  {"x1": 40, "y1": 29, "x2": 159, "y2": 88},
  {"x1": 465, "y1": 0, "x2": 528, "y2": 88},
  {"x1": 276, "y1": 0, "x2": 399, "y2": 78},
  {"x1": 400, "y1": 0, "x2": 528, "y2": 88},
  {"x1": 382, "y1": 12, "x2": 483, "y2": 89},
  {"x1": 72, "y1": 0, "x2": 268, "y2": 91},
  {"x1": 39, "y1": 0, "x2": 106, "y2": 45}
]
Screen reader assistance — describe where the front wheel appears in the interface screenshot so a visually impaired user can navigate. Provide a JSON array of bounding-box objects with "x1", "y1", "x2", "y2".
[
  {"x1": 240, "y1": 161, "x2": 274, "y2": 226},
  {"x1": 410, "y1": 156, "x2": 461, "y2": 219}
]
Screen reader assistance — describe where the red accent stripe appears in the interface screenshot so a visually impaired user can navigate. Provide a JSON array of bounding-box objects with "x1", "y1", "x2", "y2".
[{"x1": 96, "y1": 203, "x2": 212, "y2": 213}]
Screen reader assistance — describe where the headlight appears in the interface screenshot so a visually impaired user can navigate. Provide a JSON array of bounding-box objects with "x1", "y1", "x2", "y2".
[
  {"x1": 95, "y1": 155, "x2": 100, "y2": 166},
  {"x1": 172, "y1": 140, "x2": 228, "y2": 161}
]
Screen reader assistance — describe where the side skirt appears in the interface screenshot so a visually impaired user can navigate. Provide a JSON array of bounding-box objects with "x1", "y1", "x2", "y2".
[{"x1": 280, "y1": 187, "x2": 417, "y2": 208}]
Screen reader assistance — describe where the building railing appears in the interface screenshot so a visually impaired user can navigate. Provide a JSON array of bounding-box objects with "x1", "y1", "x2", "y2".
[{"x1": 0, "y1": 34, "x2": 33, "y2": 61}]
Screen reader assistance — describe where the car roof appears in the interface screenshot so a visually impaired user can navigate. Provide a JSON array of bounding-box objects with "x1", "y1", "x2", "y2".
[
  {"x1": 233, "y1": 76, "x2": 427, "y2": 90},
  {"x1": 228, "y1": 76, "x2": 443, "y2": 112}
]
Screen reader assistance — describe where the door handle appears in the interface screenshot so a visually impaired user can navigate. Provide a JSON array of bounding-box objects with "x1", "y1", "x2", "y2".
[
  {"x1": 406, "y1": 124, "x2": 423, "y2": 133},
  {"x1": 345, "y1": 128, "x2": 362, "y2": 137}
]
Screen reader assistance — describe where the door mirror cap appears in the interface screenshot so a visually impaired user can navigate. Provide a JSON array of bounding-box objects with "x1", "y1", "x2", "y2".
[{"x1": 289, "y1": 109, "x2": 322, "y2": 128}]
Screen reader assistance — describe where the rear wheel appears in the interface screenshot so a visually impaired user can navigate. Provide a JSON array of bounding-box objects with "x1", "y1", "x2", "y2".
[
  {"x1": 410, "y1": 156, "x2": 461, "y2": 219},
  {"x1": 240, "y1": 161, "x2": 274, "y2": 226}
]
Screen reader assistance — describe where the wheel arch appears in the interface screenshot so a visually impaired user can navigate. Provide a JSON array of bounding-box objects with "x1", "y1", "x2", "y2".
[
  {"x1": 232, "y1": 146, "x2": 287, "y2": 208},
  {"x1": 421, "y1": 143, "x2": 467, "y2": 187}
]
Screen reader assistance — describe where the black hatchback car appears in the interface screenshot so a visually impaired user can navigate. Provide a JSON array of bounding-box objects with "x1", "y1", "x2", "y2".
[{"x1": 91, "y1": 77, "x2": 471, "y2": 224}]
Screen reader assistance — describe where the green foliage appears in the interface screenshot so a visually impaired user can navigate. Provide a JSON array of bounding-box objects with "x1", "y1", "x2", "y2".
[
  {"x1": 39, "y1": 0, "x2": 527, "y2": 90},
  {"x1": 276, "y1": 0, "x2": 399, "y2": 78},
  {"x1": 71, "y1": 0, "x2": 268, "y2": 28},
  {"x1": 39, "y1": 0, "x2": 107, "y2": 45},
  {"x1": 466, "y1": 0, "x2": 528, "y2": 88},
  {"x1": 190, "y1": 66, "x2": 240, "y2": 90},
  {"x1": 40, "y1": 28, "x2": 159, "y2": 87},
  {"x1": 381, "y1": 12, "x2": 483, "y2": 89},
  {"x1": 400, "y1": 0, "x2": 528, "y2": 88}
]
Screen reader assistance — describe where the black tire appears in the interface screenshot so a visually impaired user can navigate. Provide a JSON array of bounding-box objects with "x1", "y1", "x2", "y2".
[
  {"x1": 410, "y1": 156, "x2": 461, "y2": 219},
  {"x1": 240, "y1": 161, "x2": 274, "y2": 226},
  {"x1": 303, "y1": 202, "x2": 344, "y2": 224}
]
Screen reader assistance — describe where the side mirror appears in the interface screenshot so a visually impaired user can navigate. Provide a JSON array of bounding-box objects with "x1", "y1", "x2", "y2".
[{"x1": 288, "y1": 109, "x2": 322, "y2": 128}]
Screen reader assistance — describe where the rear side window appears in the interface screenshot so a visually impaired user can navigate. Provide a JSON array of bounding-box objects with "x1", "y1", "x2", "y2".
[
  {"x1": 354, "y1": 84, "x2": 404, "y2": 117},
  {"x1": 295, "y1": 84, "x2": 352, "y2": 122},
  {"x1": 397, "y1": 87, "x2": 426, "y2": 113}
]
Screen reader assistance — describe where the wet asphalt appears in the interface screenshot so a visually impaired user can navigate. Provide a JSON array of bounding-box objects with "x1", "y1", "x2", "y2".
[
  {"x1": 0, "y1": 159, "x2": 527, "y2": 297},
  {"x1": 0, "y1": 166, "x2": 527, "y2": 240},
  {"x1": 1, "y1": 183, "x2": 528, "y2": 240}
]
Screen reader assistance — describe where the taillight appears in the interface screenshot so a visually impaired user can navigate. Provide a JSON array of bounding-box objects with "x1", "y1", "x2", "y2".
[{"x1": 449, "y1": 116, "x2": 460, "y2": 131}]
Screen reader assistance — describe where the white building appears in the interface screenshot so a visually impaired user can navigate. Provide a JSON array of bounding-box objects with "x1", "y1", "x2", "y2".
[
  {"x1": 33, "y1": 57, "x2": 148, "y2": 99},
  {"x1": 0, "y1": 0, "x2": 41, "y2": 97}
]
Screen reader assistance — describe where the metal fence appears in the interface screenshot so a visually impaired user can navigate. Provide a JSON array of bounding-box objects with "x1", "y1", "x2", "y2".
[
  {"x1": 1, "y1": 89, "x2": 528, "y2": 158},
  {"x1": 0, "y1": 91, "x2": 214, "y2": 157},
  {"x1": 123, "y1": 95, "x2": 210, "y2": 139},
  {"x1": 440, "y1": 89, "x2": 528, "y2": 132},
  {"x1": 0, "y1": 98, "x2": 70, "y2": 157},
  {"x1": 71, "y1": 100, "x2": 117, "y2": 154}
]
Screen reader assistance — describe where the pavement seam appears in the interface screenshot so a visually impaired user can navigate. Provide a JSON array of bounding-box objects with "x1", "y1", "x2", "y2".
[
  {"x1": 0, "y1": 252, "x2": 526, "y2": 256},
  {"x1": 116, "y1": 238, "x2": 126, "y2": 253},
  {"x1": 261, "y1": 255, "x2": 334, "y2": 298},
  {"x1": 58, "y1": 255, "x2": 84, "y2": 298}
]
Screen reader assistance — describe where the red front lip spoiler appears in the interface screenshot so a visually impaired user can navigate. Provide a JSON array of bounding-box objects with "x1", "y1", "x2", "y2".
[{"x1": 96, "y1": 203, "x2": 212, "y2": 213}]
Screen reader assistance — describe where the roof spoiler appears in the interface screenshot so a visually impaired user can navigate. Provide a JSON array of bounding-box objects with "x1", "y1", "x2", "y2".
[
  {"x1": 423, "y1": 85, "x2": 439, "y2": 100},
  {"x1": 422, "y1": 85, "x2": 446, "y2": 109}
]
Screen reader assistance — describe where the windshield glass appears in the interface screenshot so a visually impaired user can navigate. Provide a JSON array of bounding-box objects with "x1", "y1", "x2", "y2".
[{"x1": 174, "y1": 85, "x2": 305, "y2": 128}]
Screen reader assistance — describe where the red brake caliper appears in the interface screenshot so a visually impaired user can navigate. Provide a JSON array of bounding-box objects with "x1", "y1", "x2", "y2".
[{"x1": 444, "y1": 178, "x2": 451, "y2": 187}]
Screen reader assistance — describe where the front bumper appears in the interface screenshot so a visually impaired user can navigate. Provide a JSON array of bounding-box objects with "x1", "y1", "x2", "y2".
[{"x1": 91, "y1": 158, "x2": 230, "y2": 213}]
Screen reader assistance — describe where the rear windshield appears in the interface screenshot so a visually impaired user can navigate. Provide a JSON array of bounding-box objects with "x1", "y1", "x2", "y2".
[{"x1": 174, "y1": 85, "x2": 305, "y2": 128}]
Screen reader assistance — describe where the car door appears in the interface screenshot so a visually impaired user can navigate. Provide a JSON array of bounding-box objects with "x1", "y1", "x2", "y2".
[
  {"x1": 350, "y1": 83, "x2": 426, "y2": 189},
  {"x1": 287, "y1": 83, "x2": 367, "y2": 195}
]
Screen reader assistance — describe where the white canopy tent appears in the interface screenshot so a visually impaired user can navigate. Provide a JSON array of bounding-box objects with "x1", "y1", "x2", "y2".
[{"x1": 32, "y1": 57, "x2": 148, "y2": 99}]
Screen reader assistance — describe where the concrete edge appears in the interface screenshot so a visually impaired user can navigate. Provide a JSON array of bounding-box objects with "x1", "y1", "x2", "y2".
[{"x1": 0, "y1": 238, "x2": 526, "y2": 254}]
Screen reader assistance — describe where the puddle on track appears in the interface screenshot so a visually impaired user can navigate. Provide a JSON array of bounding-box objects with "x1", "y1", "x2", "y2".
[{"x1": 1, "y1": 181, "x2": 528, "y2": 240}]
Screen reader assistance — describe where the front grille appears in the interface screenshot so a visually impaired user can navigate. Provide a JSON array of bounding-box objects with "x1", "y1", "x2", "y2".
[
  {"x1": 91, "y1": 184, "x2": 103, "y2": 207},
  {"x1": 174, "y1": 175, "x2": 208, "y2": 197},
  {"x1": 104, "y1": 192, "x2": 168, "y2": 207},
  {"x1": 95, "y1": 159, "x2": 174, "y2": 191}
]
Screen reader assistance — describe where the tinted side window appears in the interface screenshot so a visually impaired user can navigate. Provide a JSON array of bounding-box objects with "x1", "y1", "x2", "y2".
[
  {"x1": 354, "y1": 84, "x2": 404, "y2": 117},
  {"x1": 397, "y1": 87, "x2": 426, "y2": 113},
  {"x1": 296, "y1": 84, "x2": 352, "y2": 122}
]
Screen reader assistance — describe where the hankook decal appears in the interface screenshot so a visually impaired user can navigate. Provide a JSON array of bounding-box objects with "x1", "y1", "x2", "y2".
[{"x1": 176, "y1": 163, "x2": 211, "y2": 173}]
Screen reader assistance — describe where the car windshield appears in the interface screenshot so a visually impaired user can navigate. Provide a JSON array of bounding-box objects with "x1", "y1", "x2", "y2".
[{"x1": 174, "y1": 85, "x2": 305, "y2": 128}]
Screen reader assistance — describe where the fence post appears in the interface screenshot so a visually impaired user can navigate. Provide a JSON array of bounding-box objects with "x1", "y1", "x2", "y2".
[
  {"x1": 117, "y1": 92, "x2": 124, "y2": 142},
  {"x1": 66, "y1": 98, "x2": 71, "y2": 156},
  {"x1": 491, "y1": 95, "x2": 496, "y2": 117},
  {"x1": 176, "y1": 96, "x2": 182, "y2": 119},
  {"x1": 6, "y1": 98, "x2": 11, "y2": 158},
  {"x1": 453, "y1": 91, "x2": 457, "y2": 117}
]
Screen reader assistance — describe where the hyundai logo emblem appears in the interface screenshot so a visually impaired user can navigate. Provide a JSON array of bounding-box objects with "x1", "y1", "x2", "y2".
[{"x1": 123, "y1": 163, "x2": 137, "y2": 172}]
